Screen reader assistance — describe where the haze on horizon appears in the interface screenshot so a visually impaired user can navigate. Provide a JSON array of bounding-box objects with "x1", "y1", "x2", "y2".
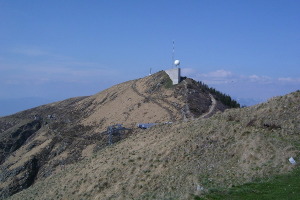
[{"x1": 0, "y1": 0, "x2": 299, "y2": 116}]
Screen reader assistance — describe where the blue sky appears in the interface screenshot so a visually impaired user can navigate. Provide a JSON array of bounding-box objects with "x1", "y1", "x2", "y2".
[{"x1": 0, "y1": 0, "x2": 299, "y2": 116}]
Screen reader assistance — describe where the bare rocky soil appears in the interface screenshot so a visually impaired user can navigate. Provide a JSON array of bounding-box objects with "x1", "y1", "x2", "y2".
[{"x1": 0, "y1": 71, "x2": 234, "y2": 199}]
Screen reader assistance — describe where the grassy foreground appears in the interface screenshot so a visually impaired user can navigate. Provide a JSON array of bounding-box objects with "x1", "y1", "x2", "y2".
[{"x1": 196, "y1": 166, "x2": 300, "y2": 200}]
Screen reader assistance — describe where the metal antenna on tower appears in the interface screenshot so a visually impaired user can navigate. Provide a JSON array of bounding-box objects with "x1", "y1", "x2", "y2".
[
  {"x1": 172, "y1": 40, "x2": 180, "y2": 68},
  {"x1": 172, "y1": 40, "x2": 175, "y2": 68}
]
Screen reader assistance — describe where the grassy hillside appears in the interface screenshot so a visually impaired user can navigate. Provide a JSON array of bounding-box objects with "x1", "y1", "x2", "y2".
[
  {"x1": 6, "y1": 90, "x2": 300, "y2": 200},
  {"x1": 196, "y1": 166, "x2": 300, "y2": 200},
  {"x1": 0, "y1": 71, "x2": 236, "y2": 199}
]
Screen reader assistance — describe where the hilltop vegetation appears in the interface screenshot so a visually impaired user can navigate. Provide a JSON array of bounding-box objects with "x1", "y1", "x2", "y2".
[{"x1": 197, "y1": 81, "x2": 240, "y2": 108}]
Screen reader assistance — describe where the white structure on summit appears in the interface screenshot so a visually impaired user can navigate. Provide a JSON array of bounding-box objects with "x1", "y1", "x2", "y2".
[
  {"x1": 165, "y1": 67, "x2": 181, "y2": 85},
  {"x1": 164, "y1": 41, "x2": 181, "y2": 85}
]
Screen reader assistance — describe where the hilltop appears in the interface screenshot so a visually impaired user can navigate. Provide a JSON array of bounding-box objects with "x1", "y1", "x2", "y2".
[
  {"x1": 0, "y1": 71, "x2": 239, "y2": 199},
  {"x1": 4, "y1": 90, "x2": 300, "y2": 200}
]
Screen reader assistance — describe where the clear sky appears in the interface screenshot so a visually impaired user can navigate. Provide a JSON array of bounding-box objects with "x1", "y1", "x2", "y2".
[{"x1": 0, "y1": 0, "x2": 299, "y2": 116}]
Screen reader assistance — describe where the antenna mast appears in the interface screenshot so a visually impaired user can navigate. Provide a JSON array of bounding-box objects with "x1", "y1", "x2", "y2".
[{"x1": 172, "y1": 40, "x2": 175, "y2": 68}]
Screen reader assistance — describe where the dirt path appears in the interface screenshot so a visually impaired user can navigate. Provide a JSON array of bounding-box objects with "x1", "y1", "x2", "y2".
[
  {"x1": 202, "y1": 94, "x2": 217, "y2": 118},
  {"x1": 131, "y1": 80, "x2": 175, "y2": 121}
]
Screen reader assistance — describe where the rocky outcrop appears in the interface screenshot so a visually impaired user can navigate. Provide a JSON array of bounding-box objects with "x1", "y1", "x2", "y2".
[
  {"x1": 0, "y1": 157, "x2": 39, "y2": 199},
  {"x1": 0, "y1": 120, "x2": 42, "y2": 165}
]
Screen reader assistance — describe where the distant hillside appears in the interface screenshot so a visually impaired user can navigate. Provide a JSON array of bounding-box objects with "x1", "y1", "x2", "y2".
[
  {"x1": 5, "y1": 90, "x2": 300, "y2": 200},
  {"x1": 0, "y1": 71, "x2": 238, "y2": 199}
]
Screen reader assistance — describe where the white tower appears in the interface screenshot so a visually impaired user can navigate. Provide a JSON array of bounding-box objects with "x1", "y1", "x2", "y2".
[{"x1": 165, "y1": 41, "x2": 181, "y2": 85}]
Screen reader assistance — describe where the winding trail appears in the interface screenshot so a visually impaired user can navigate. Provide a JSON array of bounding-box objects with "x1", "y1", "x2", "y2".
[
  {"x1": 131, "y1": 80, "x2": 175, "y2": 121},
  {"x1": 131, "y1": 79, "x2": 217, "y2": 121},
  {"x1": 202, "y1": 94, "x2": 217, "y2": 118}
]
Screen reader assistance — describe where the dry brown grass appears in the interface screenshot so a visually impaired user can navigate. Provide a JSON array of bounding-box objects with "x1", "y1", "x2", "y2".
[
  {"x1": 7, "y1": 91, "x2": 300, "y2": 200},
  {"x1": 79, "y1": 72, "x2": 185, "y2": 132},
  {"x1": 1, "y1": 71, "x2": 215, "y2": 199}
]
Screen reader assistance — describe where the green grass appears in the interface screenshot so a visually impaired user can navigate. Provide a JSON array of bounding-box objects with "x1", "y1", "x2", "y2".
[
  {"x1": 163, "y1": 77, "x2": 173, "y2": 89},
  {"x1": 161, "y1": 72, "x2": 173, "y2": 89},
  {"x1": 195, "y1": 167, "x2": 300, "y2": 200}
]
